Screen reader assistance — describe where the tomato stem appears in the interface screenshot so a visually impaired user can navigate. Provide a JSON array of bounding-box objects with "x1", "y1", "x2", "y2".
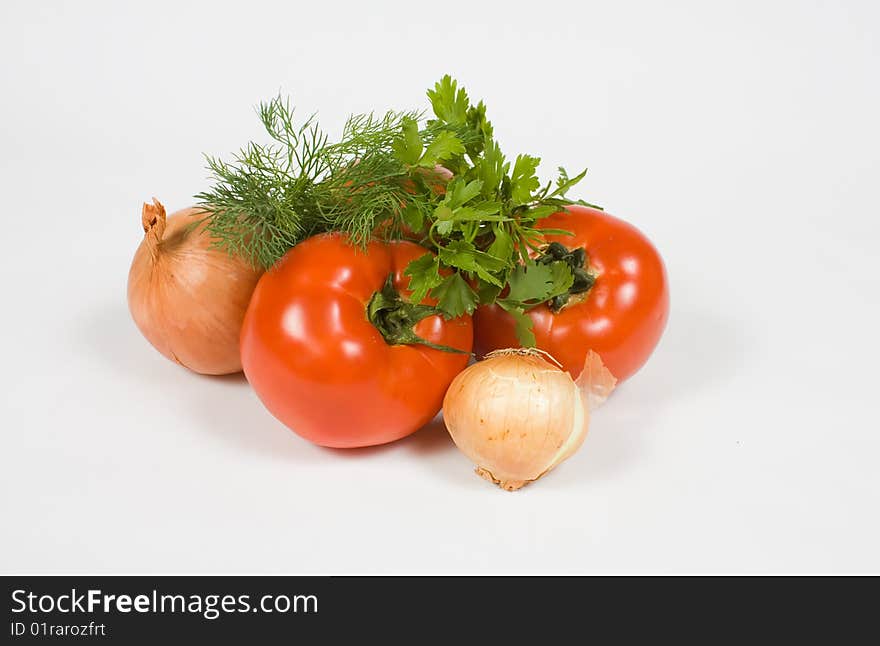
[
  {"x1": 367, "y1": 275, "x2": 468, "y2": 353},
  {"x1": 536, "y1": 242, "x2": 597, "y2": 312}
]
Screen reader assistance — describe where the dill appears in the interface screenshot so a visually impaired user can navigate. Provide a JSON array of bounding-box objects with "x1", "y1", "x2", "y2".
[{"x1": 196, "y1": 97, "x2": 425, "y2": 269}]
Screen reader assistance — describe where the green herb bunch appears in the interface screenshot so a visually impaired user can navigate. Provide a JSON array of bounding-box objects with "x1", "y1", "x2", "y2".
[
  {"x1": 196, "y1": 100, "x2": 428, "y2": 269},
  {"x1": 196, "y1": 76, "x2": 599, "y2": 344}
]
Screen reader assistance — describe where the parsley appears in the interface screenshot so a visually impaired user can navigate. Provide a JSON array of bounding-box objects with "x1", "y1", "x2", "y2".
[
  {"x1": 510, "y1": 155, "x2": 541, "y2": 205},
  {"x1": 427, "y1": 76, "x2": 470, "y2": 126},
  {"x1": 403, "y1": 253, "x2": 443, "y2": 303},
  {"x1": 502, "y1": 261, "x2": 574, "y2": 305},
  {"x1": 400, "y1": 75, "x2": 599, "y2": 344},
  {"x1": 420, "y1": 131, "x2": 466, "y2": 167},
  {"x1": 431, "y1": 273, "x2": 478, "y2": 318}
]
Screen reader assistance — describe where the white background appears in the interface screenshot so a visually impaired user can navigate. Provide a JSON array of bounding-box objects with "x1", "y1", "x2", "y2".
[{"x1": 1, "y1": 0, "x2": 878, "y2": 574}]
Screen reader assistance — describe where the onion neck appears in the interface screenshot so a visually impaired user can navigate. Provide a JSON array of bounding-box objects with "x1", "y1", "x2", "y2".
[
  {"x1": 141, "y1": 198, "x2": 168, "y2": 259},
  {"x1": 366, "y1": 275, "x2": 466, "y2": 354}
]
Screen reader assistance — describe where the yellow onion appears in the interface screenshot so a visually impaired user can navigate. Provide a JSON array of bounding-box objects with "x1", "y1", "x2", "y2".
[
  {"x1": 442, "y1": 348, "x2": 616, "y2": 491},
  {"x1": 127, "y1": 198, "x2": 262, "y2": 375}
]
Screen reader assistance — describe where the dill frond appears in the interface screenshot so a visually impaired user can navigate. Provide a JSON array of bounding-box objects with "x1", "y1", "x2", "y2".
[{"x1": 197, "y1": 98, "x2": 428, "y2": 268}]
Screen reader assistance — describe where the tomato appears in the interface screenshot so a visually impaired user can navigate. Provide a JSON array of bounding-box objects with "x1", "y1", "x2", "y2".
[
  {"x1": 474, "y1": 206, "x2": 669, "y2": 382},
  {"x1": 240, "y1": 232, "x2": 473, "y2": 448}
]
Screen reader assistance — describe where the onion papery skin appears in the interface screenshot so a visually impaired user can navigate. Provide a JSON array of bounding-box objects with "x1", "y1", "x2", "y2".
[
  {"x1": 442, "y1": 350, "x2": 588, "y2": 491},
  {"x1": 127, "y1": 200, "x2": 263, "y2": 375}
]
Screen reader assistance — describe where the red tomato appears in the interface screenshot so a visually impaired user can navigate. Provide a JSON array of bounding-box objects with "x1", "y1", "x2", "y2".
[
  {"x1": 474, "y1": 206, "x2": 669, "y2": 382},
  {"x1": 240, "y1": 232, "x2": 473, "y2": 448}
]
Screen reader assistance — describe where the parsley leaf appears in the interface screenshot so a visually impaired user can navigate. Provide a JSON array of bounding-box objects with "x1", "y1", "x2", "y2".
[
  {"x1": 445, "y1": 178, "x2": 484, "y2": 208},
  {"x1": 392, "y1": 117, "x2": 423, "y2": 165},
  {"x1": 486, "y1": 225, "x2": 514, "y2": 262},
  {"x1": 477, "y1": 279, "x2": 503, "y2": 305},
  {"x1": 431, "y1": 272, "x2": 478, "y2": 317},
  {"x1": 525, "y1": 204, "x2": 561, "y2": 220},
  {"x1": 434, "y1": 204, "x2": 455, "y2": 222},
  {"x1": 502, "y1": 260, "x2": 574, "y2": 305},
  {"x1": 427, "y1": 75, "x2": 470, "y2": 125},
  {"x1": 437, "y1": 240, "x2": 507, "y2": 286},
  {"x1": 551, "y1": 166, "x2": 588, "y2": 198},
  {"x1": 401, "y1": 203, "x2": 425, "y2": 232},
  {"x1": 451, "y1": 202, "x2": 503, "y2": 221},
  {"x1": 435, "y1": 219, "x2": 454, "y2": 235},
  {"x1": 497, "y1": 302, "x2": 537, "y2": 347},
  {"x1": 510, "y1": 154, "x2": 541, "y2": 204},
  {"x1": 475, "y1": 139, "x2": 508, "y2": 199},
  {"x1": 420, "y1": 131, "x2": 465, "y2": 167},
  {"x1": 404, "y1": 253, "x2": 443, "y2": 303},
  {"x1": 464, "y1": 100, "x2": 492, "y2": 157}
]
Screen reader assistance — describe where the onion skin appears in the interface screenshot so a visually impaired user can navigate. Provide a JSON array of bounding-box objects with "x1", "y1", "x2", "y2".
[
  {"x1": 442, "y1": 350, "x2": 589, "y2": 491},
  {"x1": 127, "y1": 199, "x2": 263, "y2": 375}
]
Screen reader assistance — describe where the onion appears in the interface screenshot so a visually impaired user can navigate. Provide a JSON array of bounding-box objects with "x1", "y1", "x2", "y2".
[
  {"x1": 127, "y1": 198, "x2": 262, "y2": 375},
  {"x1": 442, "y1": 348, "x2": 616, "y2": 491}
]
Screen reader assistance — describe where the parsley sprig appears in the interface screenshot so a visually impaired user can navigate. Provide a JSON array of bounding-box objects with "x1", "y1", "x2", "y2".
[{"x1": 398, "y1": 76, "x2": 599, "y2": 345}]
